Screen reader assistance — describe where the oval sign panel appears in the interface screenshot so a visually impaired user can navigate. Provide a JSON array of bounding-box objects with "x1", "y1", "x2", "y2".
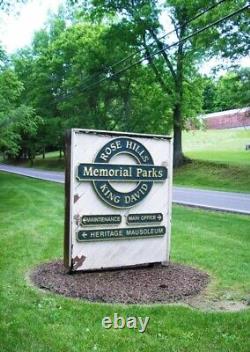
[{"x1": 77, "y1": 137, "x2": 168, "y2": 208}]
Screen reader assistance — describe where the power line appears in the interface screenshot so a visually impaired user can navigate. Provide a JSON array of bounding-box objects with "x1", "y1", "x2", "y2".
[
  {"x1": 70, "y1": 0, "x2": 228, "y2": 91},
  {"x1": 77, "y1": 3, "x2": 249, "y2": 94}
]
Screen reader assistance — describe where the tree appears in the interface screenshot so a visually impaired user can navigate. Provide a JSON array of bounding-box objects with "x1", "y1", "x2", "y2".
[
  {"x1": 51, "y1": 21, "x2": 172, "y2": 133},
  {"x1": 0, "y1": 105, "x2": 43, "y2": 160},
  {"x1": 0, "y1": 52, "x2": 42, "y2": 159},
  {"x1": 215, "y1": 68, "x2": 250, "y2": 111},
  {"x1": 202, "y1": 77, "x2": 217, "y2": 113},
  {"x1": 12, "y1": 14, "x2": 68, "y2": 156},
  {"x1": 68, "y1": 0, "x2": 249, "y2": 166},
  {"x1": 202, "y1": 67, "x2": 250, "y2": 113},
  {"x1": 12, "y1": 12, "x2": 173, "y2": 146}
]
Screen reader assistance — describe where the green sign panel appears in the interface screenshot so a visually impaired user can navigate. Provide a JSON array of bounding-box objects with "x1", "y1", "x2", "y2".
[
  {"x1": 77, "y1": 163, "x2": 167, "y2": 182},
  {"x1": 76, "y1": 137, "x2": 168, "y2": 208},
  {"x1": 81, "y1": 214, "x2": 121, "y2": 226},
  {"x1": 127, "y1": 213, "x2": 163, "y2": 224},
  {"x1": 77, "y1": 226, "x2": 166, "y2": 242}
]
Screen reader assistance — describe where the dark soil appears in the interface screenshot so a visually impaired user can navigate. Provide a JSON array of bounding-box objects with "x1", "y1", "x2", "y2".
[{"x1": 30, "y1": 260, "x2": 209, "y2": 304}]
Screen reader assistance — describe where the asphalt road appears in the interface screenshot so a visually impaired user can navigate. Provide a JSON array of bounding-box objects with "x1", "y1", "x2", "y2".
[{"x1": 0, "y1": 163, "x2": 249, "y2": 215}]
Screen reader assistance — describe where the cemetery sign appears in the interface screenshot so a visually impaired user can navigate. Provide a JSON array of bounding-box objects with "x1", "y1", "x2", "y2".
[{"x1": 64, "y1": 129, "x2": 172, "y2": 271}]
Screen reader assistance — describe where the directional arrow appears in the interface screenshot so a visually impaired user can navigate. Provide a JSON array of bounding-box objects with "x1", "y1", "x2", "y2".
[{"x1": 157, "y1": 214, "x2": 163, "y2": 221}]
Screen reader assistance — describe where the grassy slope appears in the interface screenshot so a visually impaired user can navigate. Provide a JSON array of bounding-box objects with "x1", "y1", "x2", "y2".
[
  {"x1": 0, "y1": 172, "x2": 249, "y2": 352},
  {"x1": 183, "y1": 129, "x2": 250, "y2": 166},
  {"x1": 174, "y1": 160, "x2": 250, "y2": 193},
  {"x1": 174, "y1": 129, "x2": 250, "y2": 193}
]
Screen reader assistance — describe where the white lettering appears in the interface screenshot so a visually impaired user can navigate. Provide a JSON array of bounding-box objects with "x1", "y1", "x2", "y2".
[
  {"x1": 138, "y1": 317, "x2": 150, "y2": 333},
  {"x1": 83, "y1": 166, "x2": 93, "y2": 176},
  {"x1": 102, "y1": 314, "x2": 150, "y2": 333},
  {"x1": 127, "y1": 317, "x2": 137, "y2": 329},
  {"x1": 113, "y1": 313, "x2": 125, "y2": 329},
  {"x1": 102, "y1": 317, "x2": 112, "y2": 329}
]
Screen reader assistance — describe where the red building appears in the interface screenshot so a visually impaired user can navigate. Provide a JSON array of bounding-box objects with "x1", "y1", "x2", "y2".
[{"x1": 202, "y1": 107, "x2": 250, "y2": 129}]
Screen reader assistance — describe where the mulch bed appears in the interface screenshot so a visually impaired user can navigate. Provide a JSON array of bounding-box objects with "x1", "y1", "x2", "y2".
[{"x1": 30, "y1": 260, "x2": 209, "y2": 304}]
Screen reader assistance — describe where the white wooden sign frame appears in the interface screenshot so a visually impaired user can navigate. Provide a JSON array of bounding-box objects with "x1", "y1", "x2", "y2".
[{"x1": 64, "y1": 129, "x2": 173, "y2": 271}]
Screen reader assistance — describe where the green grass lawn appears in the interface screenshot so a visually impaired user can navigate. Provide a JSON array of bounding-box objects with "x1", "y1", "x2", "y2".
[
  {"x1": 174, "y1": 160, "x2": 250, "y2": 193},
  {"x1": 0, "y1": 172, "x2": 249, "y2": 352},
  {"x1": 174, "y1": 129, "x2": 250, "y2": 193},
  {"x1": 183, "y1": 129, "x2": 250, "y2": 166}
]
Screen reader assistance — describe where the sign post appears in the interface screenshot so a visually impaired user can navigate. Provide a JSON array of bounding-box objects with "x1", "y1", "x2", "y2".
[{"x1": 64, "y1": 129, "x2": 172, "y2": 271}]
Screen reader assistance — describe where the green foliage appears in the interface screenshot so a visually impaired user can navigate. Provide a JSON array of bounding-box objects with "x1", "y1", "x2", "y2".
[
  {"x1": 0, "y1": 105, "x2": 43, "y2": 158},
  {"x1": 202, "y1": 77, "x2": 216, "y2": 113},
  {"x1": 12, "y1": 12, "x2": 173, "y2": 140},
  {"x1": 0, "y1": 69, "x2": 23, "y2": 108},
  {"x1": 203, "y1": 68, "x2": 250, "y2": 112},
  {"x1": 1, "y1": 1, "x2": 249, "y2": 165},
  {"x1": 215, "y1": 68, "x2": 250, "y2": 111},
  {"x1": 69, "y1": 0, "x2": 249, "y2": 166},
  {"x1": 203, "y1": 68, "x2": 250, "y2": 113},
  {"x1": 0, "y1": 52, "x2": 42, "y2": 158}
]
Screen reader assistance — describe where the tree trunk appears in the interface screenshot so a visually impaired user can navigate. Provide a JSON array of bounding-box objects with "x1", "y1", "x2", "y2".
[
  {"x1": 173, "y1": 18, "x2": 186, "y2": 168},
  {"x1": 42, "y1": 147, "x2": 45, "y2": 159},
  {"x1": 28, "y1": 153, "x2": 34, "y2": 166},
  {"x1": 146, "y1": 24, "x2": 186, "y2": 167},
  {"x1": 173, "y1": 103, "x2": 184, "y2": 167}
]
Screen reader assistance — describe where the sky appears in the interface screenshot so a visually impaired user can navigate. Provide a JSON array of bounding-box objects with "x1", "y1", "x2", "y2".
[
  {"x1": 0, "y1": 0, "x2": 64, "y2": 53},
  {"x1": 0, "y1": 0, "x2": 249, "y2": 75}
]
